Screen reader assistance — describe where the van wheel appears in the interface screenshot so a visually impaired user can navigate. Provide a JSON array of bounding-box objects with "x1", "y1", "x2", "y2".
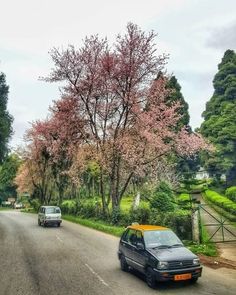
[
  {"x1": 120, "y1": 255, "x2": 129, "y2": 272},
  {"x1": 57, "y1": 223, "x2": 61, "y2": 227},
  {"x1": 146, "y1": 267, "x2": 156, "y2": 288},
  {"x1": 38, "y1": 219, "x2": 41, "y2": 226}
]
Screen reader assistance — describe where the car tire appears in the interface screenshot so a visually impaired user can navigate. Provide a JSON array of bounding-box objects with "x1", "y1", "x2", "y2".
[
  {"x1": 120, "y1": 255, "x2": 129, "y2": 272},
  {"x1": 146, "y1": 267, "x2": 156, "y2": 289},
  {"x1": 38, "y1": 219, "x2": 41, "y2": 226},
  {"x1": 57, "y1": 222, "x2": 61, "y2": 227},
  {"x1": 190, "y1": 277, "x2": 198, "y2": 284}
]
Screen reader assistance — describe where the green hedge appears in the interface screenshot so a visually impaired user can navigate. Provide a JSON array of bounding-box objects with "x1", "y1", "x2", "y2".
[
  {"x1": 204, "y1": 190, "x2": 236, "y2": 215},
  {"x1": 61, "y1": 198, "x2": 192, "y2": 240},
  {"x1": 225, "y1": 186, "x2": 236, "y2": 202},
  {"x1": 178, "y1": 193, "x2": 191, "y2": 202}
]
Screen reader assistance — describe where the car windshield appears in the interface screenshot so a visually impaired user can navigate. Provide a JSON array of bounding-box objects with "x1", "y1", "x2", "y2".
[
  {"x1": 143, "y1": 230, "x2": 183, "y2": 249},
  {"x1": 46, "y1": 207, "x2": 61, "y2": 214}
]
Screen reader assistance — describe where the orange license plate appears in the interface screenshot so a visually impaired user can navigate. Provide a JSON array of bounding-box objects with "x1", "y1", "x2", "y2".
[{"x1": 174, "y1": 274, "x2": 192, "y2": 281}]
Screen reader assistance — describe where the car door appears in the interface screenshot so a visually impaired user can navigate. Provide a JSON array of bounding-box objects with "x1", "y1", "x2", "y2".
[
  {"x1": 131, "y1": 230, "x2": 146, "y2": 274},
  {"x1": 120, "y1": 229, "x2": 137, "y2": 268}
]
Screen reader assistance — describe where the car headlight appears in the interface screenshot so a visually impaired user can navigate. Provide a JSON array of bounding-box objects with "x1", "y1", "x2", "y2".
[
  {"x1": 157, "y1": 261, "x2": 169, "y2": 270},
  {"x1": 193, "y1": 258, "x2": 200, "y2": 265}
]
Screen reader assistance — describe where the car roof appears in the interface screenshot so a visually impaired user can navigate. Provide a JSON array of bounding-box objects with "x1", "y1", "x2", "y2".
[
  {"x1": 41, "y1": 206, "x2": 60, "y2": 208},
  {"x1": 127, "y1": 224, "x2": 168, "y2": 231}
]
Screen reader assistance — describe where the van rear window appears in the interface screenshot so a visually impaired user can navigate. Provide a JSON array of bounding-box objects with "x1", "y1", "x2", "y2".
[{"x1": 46, "y1": 207, "x2": 61, "y2": 214}]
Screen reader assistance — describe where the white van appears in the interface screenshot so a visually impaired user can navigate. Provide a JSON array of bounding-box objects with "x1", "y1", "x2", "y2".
[{"x1": 38, "y1": 206, "x2": 62, "y2": 227}]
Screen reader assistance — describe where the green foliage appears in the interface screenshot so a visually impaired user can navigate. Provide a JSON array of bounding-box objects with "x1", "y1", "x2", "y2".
[
  {"x1": 204, "y1": 189, "x2": 236, "y2": 215},
  {"x1": 149, "y1": 209, "x2": 192, "y2": 240},
  {"x1": 225, "y1": 186, "x2": 236, "y2": 202},
  {"x1": 129, "y1": 203, "x2": 150, "y2": 225},
  {"x1": 150, "y1": 182, "x2": 175, "y2": 212},
  {"x1": 164, "y1": 74, "x2": 190, "y2": 129},
  {"x1": 61, "y1": 200, "x2": 77, "y2": 215},
  {"x1": 187, "y1": 242, "x2": 218, "y2": 257},
  {"x1": 0, "y1": 72, "x2": 13, "y2": 163},
  {"x1": 29, "y1": 199, "x2": 41, "y2": 211},
  {"x1": 177, "y1": 193, "x2": 192, "y2": 209},
  {"x1": 0, "y1": 154, "x2": 21, "y2": 200},
  {"x1": 111, "y1": 207, "x2": 122, "y2": 225},
  {"x1": 150, "y1": 191, "x2": 175, "y2": 211},
  {"x1": 200, "y1": 50, "x2": 236, "y2": 186}
]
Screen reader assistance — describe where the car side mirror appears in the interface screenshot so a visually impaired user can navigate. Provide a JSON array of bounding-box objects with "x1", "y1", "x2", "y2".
[{"x1": 136, "y1": 242, "x2": 145, "y2": 250}]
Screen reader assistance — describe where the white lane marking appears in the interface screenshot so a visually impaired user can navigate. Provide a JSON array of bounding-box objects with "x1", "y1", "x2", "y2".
[
  {"x1": 56, "y1": 235, "x2": 63, "y2": 243},
  {"x1": 85, "y1": 263, "x2": 109, "y2": 287}
]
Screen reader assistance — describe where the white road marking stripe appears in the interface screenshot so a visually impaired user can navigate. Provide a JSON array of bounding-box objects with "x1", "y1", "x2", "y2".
[
  {"x1": 85, "y1": 263, "x2": 109, "y2": 287},
  {"x1": 56, "y1": 235, "x2": 63, "y2": 243}
]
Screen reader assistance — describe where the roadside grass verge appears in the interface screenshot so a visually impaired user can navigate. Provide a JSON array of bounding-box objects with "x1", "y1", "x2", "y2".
[
  {"x1": 21, "y1": 208, "x2": 36, "y2": 213},
  {"x1": 0, "y1": 207, "x2": 13, "y2": 211},
  {"x1": 62, "y1": 215, "x2": 125, "y2": 237}
]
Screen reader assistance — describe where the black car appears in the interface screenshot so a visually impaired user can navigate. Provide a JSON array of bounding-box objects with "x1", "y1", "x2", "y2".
[{"x1": 118, "y1": 224, "x2": 202, "y2": 288}]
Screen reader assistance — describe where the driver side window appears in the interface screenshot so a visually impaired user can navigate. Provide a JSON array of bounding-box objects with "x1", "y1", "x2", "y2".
[
  {"x1": 124, "y1": 229, "x2": 137, "y2": 246},
  {"x1": 136, "y1": 230, "x2": 144, "y2": 245}
]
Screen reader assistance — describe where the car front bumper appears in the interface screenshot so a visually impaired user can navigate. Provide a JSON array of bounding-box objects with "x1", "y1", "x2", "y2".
[{"x1": 153, "y1": 265, "x2": 202, "y2": 282}]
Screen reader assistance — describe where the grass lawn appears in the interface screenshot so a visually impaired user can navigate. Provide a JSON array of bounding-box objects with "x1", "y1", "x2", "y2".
[{"x1": 119, "y1": 195, "x2": 149, "y2": 213}]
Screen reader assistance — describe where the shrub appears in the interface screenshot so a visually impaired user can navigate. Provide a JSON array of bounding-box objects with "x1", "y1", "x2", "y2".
[
  {"x1": 149, "y1": 209, "x2": 192, "y2": 240},
  {"x1": 204, "y1": 190, "x2": 236, "y2": 215},
  {"x1": 178, "y1": 193, "x2": 191, "y2": 202},
  {"x1": 61, "y1": 200, "x2": 77, "y2": 215},
  {"x1": 77, "y1": 200, "x2": 99, "y2": 218},
  {"x1": 158, "y1": 181, "x2": 175, "y2": 200},
  {"x1": 225, "y1": 186, "x2": 236, "y2": 202},
  {"x1": 29, "y1": 199, "x2": 41, "y2": 211},
  {"x1": 129, "y1": 203, "x2": 151, "y2": 224},
  {"x1": 150, "y1": 191, "x2": 175, "y2": 212},
  {"x1": 177, "y1": 193, "x2": 192, "y2": 209},
  {"x1": 149, "y1": 181, "x2": 175, "y2": 212},
  {"x1": 111, "y1": 207, "x2": 121, "y2": 225}
]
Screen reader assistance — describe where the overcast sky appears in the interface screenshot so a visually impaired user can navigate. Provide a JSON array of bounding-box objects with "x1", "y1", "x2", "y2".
[{"x1": 0, "y1": 0, "x2": 235, "y2": 148}]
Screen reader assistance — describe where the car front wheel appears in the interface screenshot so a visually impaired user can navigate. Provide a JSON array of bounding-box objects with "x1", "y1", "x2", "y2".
[
  {"x1": 120, "y1": 255, "x2": 129, "y2": 272},
  {"x1": 146, "y1": 267, "x2": 156, "y2": 289}
]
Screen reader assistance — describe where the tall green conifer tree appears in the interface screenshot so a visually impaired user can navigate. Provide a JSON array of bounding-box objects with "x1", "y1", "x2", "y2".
[
  {"x1": 201, "y1": 50, "x2": 236, "y2": 186},
  {"x1": 0, "y1": 72, "x2": 13, "y2": 163}
]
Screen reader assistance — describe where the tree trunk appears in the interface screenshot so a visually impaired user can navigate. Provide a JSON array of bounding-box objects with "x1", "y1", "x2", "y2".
[{"x1": 100, "y1": 169, "x2": 108, "y2": 215}]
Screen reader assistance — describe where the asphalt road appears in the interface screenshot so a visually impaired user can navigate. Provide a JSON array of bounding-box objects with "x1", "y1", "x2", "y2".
[{"x1": 0, "y1": 210, "x2": 236, "y2": 295}]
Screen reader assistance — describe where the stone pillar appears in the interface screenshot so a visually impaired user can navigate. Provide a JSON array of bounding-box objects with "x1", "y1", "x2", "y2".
[{"x1": 192, "y1": 209, "x2": 200, "y2": 243}]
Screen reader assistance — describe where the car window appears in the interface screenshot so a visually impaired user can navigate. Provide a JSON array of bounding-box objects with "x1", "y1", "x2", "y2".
[
  {"x1": 46, "y1": 207, "x2": 61, "y2": 214},
  {"x1": 123, "y1": 229, "x2": 137, "y2": 245},
  {"x1": 136, "y1": 230, "x2": 144, "y2": 245}
]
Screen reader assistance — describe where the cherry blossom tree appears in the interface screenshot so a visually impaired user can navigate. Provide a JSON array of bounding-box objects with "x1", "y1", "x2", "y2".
[{"x1": 41, "y1": 23, "x2": 209, "y2": 213}]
